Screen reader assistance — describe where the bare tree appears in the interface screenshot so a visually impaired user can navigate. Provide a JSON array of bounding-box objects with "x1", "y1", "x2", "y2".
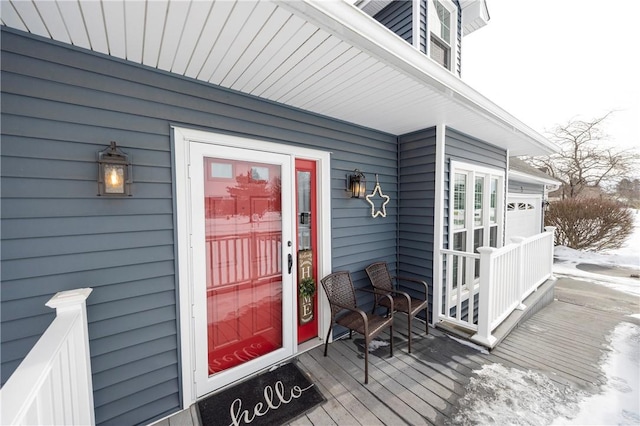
[{"x1": 526, "y1": 113, "x2": 639, "y2": 199}]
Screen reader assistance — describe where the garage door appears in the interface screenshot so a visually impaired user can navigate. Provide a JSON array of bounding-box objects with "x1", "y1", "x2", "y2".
[{"x1": 505, "y1": 194, "x2": 542, "y2": 242}]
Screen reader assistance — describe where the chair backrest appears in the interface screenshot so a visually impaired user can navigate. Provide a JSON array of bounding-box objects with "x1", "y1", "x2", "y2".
[
  {"x1": 365, "y1": 262, "x2": 394, "y2": 292},
  {"x1": 320, "y1": 271, "x2": 357, "y2": 318}
]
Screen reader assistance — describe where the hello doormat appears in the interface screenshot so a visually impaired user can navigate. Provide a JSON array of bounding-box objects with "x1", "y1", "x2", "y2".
[{"x1": 197, "y1": 363, "x2": 325, "y2": 426}]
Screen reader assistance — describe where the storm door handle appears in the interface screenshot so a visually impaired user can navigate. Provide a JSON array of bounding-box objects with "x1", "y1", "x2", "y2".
[{"x1": 288, "y1": 254, "x2": 293, "y2": 274}]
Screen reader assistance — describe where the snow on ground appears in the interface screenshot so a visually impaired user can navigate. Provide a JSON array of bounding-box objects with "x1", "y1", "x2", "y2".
[
  {"x1": 450, "y1": 322, "x2": 640, "y2": 426},
  {"x1": 449, "y1": 211, "x2": 640, "y2": 425},
  {"x1": 449, "y1": 363, "x2": 584, "y2": 425},
  {"x1": 367, "y1": 339, "x2": 389, "y2": 352},
  {"x1": 553, "y1": 209, "x2": 640, "y2": 296},
  {"x1": 554, "y1": 321, "x2": 640, "y2": 426}
]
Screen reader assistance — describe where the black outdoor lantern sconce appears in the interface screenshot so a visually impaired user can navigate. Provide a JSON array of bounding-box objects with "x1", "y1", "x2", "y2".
[
  {"x1": 97, "y1": 141, "x2": 132, "y2": 196},
  {"x1": 346, "y1": 169, "x2": 366, "y2": 198}
]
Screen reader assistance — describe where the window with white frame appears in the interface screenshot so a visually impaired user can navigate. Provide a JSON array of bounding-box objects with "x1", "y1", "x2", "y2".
[
  {"x1": 450, "y1": 162, "x2": 504, "y2": 282},
  {"x1": 429, "y1": 0, "x2": 456, "y2": 71}
]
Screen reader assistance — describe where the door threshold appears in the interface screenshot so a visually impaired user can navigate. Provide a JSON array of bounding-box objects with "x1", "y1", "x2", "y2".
[{"x1": 297, "y1": 337, "x2": 323, "y2": 354}]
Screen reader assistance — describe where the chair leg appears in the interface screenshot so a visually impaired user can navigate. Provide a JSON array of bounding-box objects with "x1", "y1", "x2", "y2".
[
  {"x1": 389, "y1": 323, "x2": 393, "y2": 357},
  {"x1": 425, "y1": 309, "x2": 429, "y2": 335},
  {"x1": 407, "y1": 315, "x2": 412, "y2": 353},
  {"x1": 324, "y1": 326, "x2": 332, "y2": 357},
  {"x1": 364, "y1": 336, "x2": 369, "y2": 384}
]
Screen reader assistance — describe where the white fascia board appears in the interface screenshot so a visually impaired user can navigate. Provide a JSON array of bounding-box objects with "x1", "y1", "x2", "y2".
[{"x1": 275, "y1": 0, "x2": 558, "y2": 155}]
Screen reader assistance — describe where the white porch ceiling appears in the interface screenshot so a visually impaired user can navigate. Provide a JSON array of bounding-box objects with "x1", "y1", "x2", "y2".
[{"x1": 0, "y1": 0, "x2": 556, "y2": 156}]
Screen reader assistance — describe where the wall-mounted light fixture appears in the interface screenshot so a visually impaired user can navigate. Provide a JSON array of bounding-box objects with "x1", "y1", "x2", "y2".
[
  {"x1": 346, "y1": 169, "x2": 366, "y2": 198},
  {"x1": 97, "y1": 141, "x2": 132, "y2": 196}
]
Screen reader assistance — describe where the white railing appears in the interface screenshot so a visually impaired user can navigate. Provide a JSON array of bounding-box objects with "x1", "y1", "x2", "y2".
[
  {"x1": 440, "y1": 249, "x2": 480, "y2": 331},
  {"x1": 439, "y1": 227, "x2": 556, "y2": 348},
  {"x1": 0, "y1": 288, "x2": 94, "y2": 426}
]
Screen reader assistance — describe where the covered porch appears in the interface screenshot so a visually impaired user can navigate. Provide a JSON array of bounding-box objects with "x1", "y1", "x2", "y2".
[
  {"x1": 0, "y1": 268, "x2": 566, "y2": 426},
  {"x1": 161, "y1": 279, "x2": 611, "y2": 425}
]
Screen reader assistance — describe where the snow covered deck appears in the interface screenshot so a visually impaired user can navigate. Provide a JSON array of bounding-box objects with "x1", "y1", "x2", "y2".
[{"x1": 162, "y1": 274, "x2": 638, "y2": 425}]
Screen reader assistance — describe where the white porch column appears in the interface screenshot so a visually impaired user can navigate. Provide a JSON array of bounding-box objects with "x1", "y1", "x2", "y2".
[{"x1": 432, "y1": 124, "x2": 446, "y2": 325}]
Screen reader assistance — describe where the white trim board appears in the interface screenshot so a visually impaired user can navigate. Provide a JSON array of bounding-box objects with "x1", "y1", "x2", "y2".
[{"x1": 172, "y1": 126, "x2": 332, "y2": 407}]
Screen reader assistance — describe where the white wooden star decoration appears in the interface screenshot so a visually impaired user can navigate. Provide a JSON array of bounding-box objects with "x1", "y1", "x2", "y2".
[{"x1": 365, "y1": 175, "x2": 390, "y2": 218}]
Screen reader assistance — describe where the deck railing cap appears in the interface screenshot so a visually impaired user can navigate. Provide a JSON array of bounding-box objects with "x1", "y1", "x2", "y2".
[{"x1": 46, "y1": 288, "x2": 93, "y2": 310}]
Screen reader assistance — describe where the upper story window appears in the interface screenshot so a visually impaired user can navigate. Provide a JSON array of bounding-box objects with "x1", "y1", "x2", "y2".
[
  {"x1": 368, "y1": 0, "x2": 461, "y2": 74},
  {"x1": 429, "y1": 0, "x2": 456, "y2": 70},
  {"x1": 433, "y1": 0, "x2": 451, "y2": 44}
]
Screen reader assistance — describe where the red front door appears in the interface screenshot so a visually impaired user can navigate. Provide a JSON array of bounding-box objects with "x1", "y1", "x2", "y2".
[
  {"x1": 190, "y1": 143, "x2": 294, "y2": 394},
  {"x1": 296, "y1": 159, "x2": 318, "y2": 343},
  {"x1": 204, "y1": 157, "x2": 284, "y2": 374}
]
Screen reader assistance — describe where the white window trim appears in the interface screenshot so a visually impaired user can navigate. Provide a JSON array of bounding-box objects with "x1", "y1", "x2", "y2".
[
  {"x1": 426, "y1": 0, "x2": 459, "y2": 72},
  {"x1": 445, "y1": 161, "x2": 505, "y2": 313},
  {"x1": 449, "y1": 161, "x2": 505, "y2": 254},
  {"x1": 172, "y1": 126, "x2": 332, "y2": 407}
]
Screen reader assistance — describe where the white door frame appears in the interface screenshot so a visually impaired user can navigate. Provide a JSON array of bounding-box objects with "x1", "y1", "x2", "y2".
[
  {"x1": 173, "y1": 127, "x2": 332, "y2": 406},
  {"x1": 190, "y1": 142, "x2": 295, "y2": 396}
]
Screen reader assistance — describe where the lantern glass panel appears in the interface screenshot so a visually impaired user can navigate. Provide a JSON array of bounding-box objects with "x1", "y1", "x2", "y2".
[{"x1": 104, "y1": 164, "x2": 125, "y2": 194}]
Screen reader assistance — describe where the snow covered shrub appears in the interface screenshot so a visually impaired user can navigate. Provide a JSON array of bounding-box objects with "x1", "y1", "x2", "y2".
[{"x1": 545, "y1": 198, "x2": 634, "y2": 251}]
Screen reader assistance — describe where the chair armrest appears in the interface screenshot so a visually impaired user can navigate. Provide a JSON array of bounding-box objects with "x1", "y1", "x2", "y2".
[
  {"x1": 394, "y1": 276, "x2": 429, "y2": 298},
  {"x1": 356, "y1": 287, "x2": 394, "y2": 313},
  {"x1": 331, "y1": 302, "x2": 372, "y2": 335}
]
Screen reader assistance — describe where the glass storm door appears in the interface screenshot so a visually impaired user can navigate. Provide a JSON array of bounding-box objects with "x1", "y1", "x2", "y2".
[
  {"x1": 295, "y1": 159, "x2": 318, "y2": 343},
  {"x1": 190, "y1": 143, "x2": 294, "y2": 395}
]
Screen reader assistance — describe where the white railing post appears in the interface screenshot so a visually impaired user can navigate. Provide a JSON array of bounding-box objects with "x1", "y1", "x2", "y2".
[
  {"x1": 0, "y1": 288, "x2": 94, "y2": 426},
  {"x1": 433, "y1": 250, "x2": 443, "y2": 323},
  {"x1": 473, "y1": 247, "x2": 497, "y2": 347},
  {"x1": 46, "y1": 288, "x2": 95, "y2": 426},
  {"x1": 544, "y1": 226, "x2": 557, "y2": 278},
  {"x1": 510, "y1": 237, "x2": 527, "y2": 310}
]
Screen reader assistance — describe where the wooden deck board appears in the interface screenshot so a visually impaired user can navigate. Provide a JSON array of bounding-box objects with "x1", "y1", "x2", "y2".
[
  {"x1": 497, "y1": 335, "x2": 603, "y2": 375},
  {"x1": 490, "y1": 343, "x2": 603, "y2": 388},
  {"x1": 506, "y1": 326, "x2": 605, "y2": 360},
  {"x1": 294, "y1": 353, "x2": 363, "y2": 425},
  {"x1": 499, "y1": 332, "x2": 604, "y2": 373},
  {"x1": 330, "y1": 336, "x2": 436, "y2": 425},
  {"x1": 299, "y1": 349, "x2": 384, "y2": 425},
  {"x1": 323, "y1": 337, "x2": 430, "y2": 425},
  {"x1": 169, "y1": 277, "x2": 634, "y2": 426}
]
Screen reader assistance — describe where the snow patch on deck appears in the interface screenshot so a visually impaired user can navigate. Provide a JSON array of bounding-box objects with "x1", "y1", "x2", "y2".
[{"x1": 450, "y1": 322, "x2": 640, "y2": 425}]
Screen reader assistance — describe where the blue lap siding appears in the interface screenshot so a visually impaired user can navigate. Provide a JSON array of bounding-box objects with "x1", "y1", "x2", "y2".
[
  {"x1": 398, "y1": 127, "x2": 437, "y2": 322},
  {"x1": 377, "y1": 0, "x2": 463, "y2": 77},
  {"x1": 509, "y1": 180, "x2": 545, "y2": 195},
  {"x1": 373, "y1": 0, "x2": 414, "y2": 45},
  {"x1": 0, "y1": 28, "x2": 397, "y2": 425},
  {"x1": 2, "y1": 18, "x2": 508, "y2": 424}
]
